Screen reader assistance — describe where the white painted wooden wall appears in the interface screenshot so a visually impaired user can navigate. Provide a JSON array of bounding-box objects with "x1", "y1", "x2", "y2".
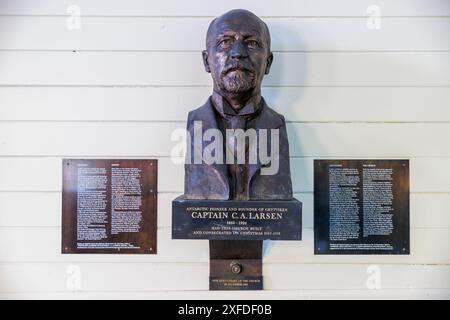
[{"x1": 0, "y1": 0, "x2": 449, "y2": 299}]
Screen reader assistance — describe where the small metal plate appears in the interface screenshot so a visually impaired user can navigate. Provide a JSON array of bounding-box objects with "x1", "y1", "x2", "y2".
[
  {"x1": 210, "y1": 259, "x2": 263, "y2": 290},
  {"x1": 62, "y1": 159, "x2": 157, "y2": 254},
  {"x1": 209, "y1": 239, "x2": 263, "y2": 290}
]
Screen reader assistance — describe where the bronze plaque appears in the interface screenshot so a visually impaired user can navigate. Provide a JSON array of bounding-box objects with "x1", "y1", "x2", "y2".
[
  {"x1": 62, "y1": 159, "x2": 157, "y2": 254},
  {"x1": 314, "y1": 160, "x2": 409, "y2": 255},
  {"x1": 172, "y1": 197, "x2": 302, "y2": 240}
]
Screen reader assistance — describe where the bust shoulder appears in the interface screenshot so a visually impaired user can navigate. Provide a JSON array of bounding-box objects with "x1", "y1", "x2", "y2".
[{"x1": 262, "y1": 103, "x2": 286, "y2": 123}]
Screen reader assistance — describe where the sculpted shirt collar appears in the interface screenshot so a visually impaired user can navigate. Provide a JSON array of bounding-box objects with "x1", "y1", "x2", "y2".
[{"x1": 211, "y1": 91, "x2": 263, "y2": 119}]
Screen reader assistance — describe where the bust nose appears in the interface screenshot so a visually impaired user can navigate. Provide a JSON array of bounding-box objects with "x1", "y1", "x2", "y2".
[{"x1": 230, "y1": 40, "x2": 248, "y2": 59}]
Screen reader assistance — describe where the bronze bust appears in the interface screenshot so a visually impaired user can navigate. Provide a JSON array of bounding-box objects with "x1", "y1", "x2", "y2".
[
  {"x1": 184, "y1": 9, "x2": 293, "y2": 201},
  {"x1": 173, "y1": 9, "x2": 302, "y2": 291}
]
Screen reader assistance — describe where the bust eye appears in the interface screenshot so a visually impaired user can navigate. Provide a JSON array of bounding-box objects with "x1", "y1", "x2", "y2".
[
  {"x1": 246, "y1": 39, "x2": 259, "y2": 48},
  {"x1": 219, "y1": 38, "x2": 233, "y2": 48}
]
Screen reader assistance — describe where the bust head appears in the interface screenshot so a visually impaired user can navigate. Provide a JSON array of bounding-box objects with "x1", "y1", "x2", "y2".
[{"x1": 202, "y1": 9, "x2": 273, "y2": 106}]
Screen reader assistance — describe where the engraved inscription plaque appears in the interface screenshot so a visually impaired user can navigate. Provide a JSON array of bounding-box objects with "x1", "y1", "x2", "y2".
[
  {"x1": 173, "y1": 197, "x2": 302, "y2": 240},
  {"x1": 62, "y1": 159, "x2": 157, "y2": 254},
  {"x1": 314, "y1": 160, "x2": 409, "y2": 255}
]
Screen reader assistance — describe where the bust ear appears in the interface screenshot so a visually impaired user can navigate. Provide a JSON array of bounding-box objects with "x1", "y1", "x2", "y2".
[
  {"x1": 202, "y1": 50, "x2": 211, "y2": 73},
  {"x1": 265, "y1": 52, "x2": 274, "y2": 75}
]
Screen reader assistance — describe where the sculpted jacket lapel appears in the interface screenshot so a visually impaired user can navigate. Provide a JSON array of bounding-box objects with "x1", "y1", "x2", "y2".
[
  {"x1": 247, "y1": 99, "x2": 285, "y2": 189},
  {"x1": 195, "y1": 98, "x2": 230, "y2": 196}
]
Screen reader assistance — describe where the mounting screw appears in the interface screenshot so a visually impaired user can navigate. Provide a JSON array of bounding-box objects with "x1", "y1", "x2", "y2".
[{"x1": 230, "y1": 261, "x2": 242, "y2": 274}]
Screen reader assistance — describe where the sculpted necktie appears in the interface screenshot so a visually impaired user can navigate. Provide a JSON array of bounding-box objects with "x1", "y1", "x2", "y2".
[
  {"x1": 226, "y1": 114, "x2": 248, "y2": 200},
  {"x1": 212, "y1": 94, "x2": 262, "y2": 200}
]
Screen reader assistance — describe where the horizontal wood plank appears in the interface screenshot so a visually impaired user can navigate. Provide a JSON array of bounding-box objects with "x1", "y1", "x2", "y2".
[
  {"x1": 1, "y1": 87, "x2": 449, "y2": 122},
  {"x1": 0, "y1": 122, "x2": 449, "y2": 157},
  {"x1": 0, "y1": 227, "x2": 448, "y2": 264},
  {"x1": 0, "y1": 0, "x2": 447, "y2": 17},
  {"x1": 0, "y1": 263, "x2": 448, "y2": 292},
  {"x1": 1, "y1": 157, "x2": 449, "y2": 193},
  {"x1": 0, "y1": 289, "x2": 449, "y2": 300},
  {"x1": 1, "y1": 191, "x2": 449, "y2": 229},
  {"x1": 1, "y1": 17, "x2": 449, "y2": 51},
  {"x1": 0, "y1": 52, "x2": 448, "y2": 86}
]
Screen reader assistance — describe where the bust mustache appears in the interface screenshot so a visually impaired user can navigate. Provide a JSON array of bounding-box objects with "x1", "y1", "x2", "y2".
[{"x1": 220, "y1": 61, "x2": 256, "y2": 94}]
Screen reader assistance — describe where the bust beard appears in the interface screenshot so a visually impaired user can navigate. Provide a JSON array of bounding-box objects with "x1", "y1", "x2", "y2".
[{"x1": 220, "y1": 70, "x2": 256, "y2": 94}]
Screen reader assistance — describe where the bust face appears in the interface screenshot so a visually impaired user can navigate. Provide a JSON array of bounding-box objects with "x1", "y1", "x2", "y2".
[{"x1": 203, "y1": 10, "x2": 273, "y2": 97}]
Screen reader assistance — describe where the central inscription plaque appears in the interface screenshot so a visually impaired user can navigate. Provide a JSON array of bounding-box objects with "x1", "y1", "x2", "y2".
[{"x1": 173, "y1": 197, "x2": 301, "y2": 240}]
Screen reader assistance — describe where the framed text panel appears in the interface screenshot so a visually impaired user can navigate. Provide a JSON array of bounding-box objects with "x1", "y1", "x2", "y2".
[
  {"x1": 62, "y1": 159, "x2": 157, "y2": 254},
  {"x1": 314, "y1": 159, "x2": 409, "y2": 255}
]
